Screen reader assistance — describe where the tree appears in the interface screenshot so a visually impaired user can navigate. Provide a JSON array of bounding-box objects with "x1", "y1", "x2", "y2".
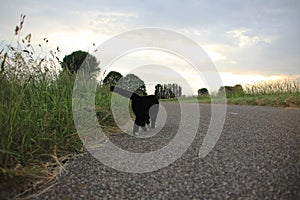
[
  {"x1": 61, "y1": 50, "x2": 99, "y2": 74},
  {"x1": 118, "y1": 74, "x2": 147, "y2": 95},
  {"x1": 218, "y1": 84, "x2": 244, "y2": 96},
  {"x1": 178, "y1": 85, "x2": 182, "y2": 97},
  {"x1": 154, "y1": 83, "x2": 182, "y2": 99},
  {"x1": 103, "y1": 71, "x2": 123, "y2": 86},
  {"x1": 198, "y1": 88, "x2": 209, "y2": 96},
  {"x1": 155, "y1": 84, "x2": 163, "y2": 98}
]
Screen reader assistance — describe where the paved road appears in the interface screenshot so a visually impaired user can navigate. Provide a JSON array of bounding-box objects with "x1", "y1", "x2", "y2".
[{"x1": 35, "y1": 103, "x2": 299, "y2": 199}]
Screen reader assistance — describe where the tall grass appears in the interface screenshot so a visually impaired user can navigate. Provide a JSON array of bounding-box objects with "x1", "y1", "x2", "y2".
[
  {"x1": 0, "y1": 51, "x2": 82, "y2": 174},
  {"x1": 244, "y1": 78, "x2": 300, "y2": 95},
  {"x1": 227, "y1": 79, "x2": 300, "y2": 107},
  {"x1": 0, "y1": 16, "x2": 112, "y2": 181},
  {"x1": 0, "y1": 43, "x2": 95, "y2": 198}
]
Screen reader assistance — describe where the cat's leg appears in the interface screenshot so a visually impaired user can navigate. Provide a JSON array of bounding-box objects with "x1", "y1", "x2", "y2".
[
  {"x1": 149, "y1": 104, "x2": 159, "y2": 129},
  {"x1": 146, "y1": 118, "x2": 150, "y2": 125},
  {"x1": 133, "y1": 118, "x2": 148, "y2": 135},
  {"x1": 140, "y1": 121, "x2": 148, "y2": 132},
  {"x1": 133, "y1": 119, "x2": 140, "y2": 136},
  {"x1": 145, "y1": 118, "x2": 150, "y2": 129},
  {"x1": 141, "y1": 125, "x2": 148, "y2": 131}
]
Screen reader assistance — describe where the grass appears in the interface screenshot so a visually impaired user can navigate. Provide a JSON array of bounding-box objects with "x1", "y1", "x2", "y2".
[
  {"x1": 0, "y1": 65, "x2": 120, "y2": 198},
  {"x1": 162, "y1": 79, "x2": 300, "y2": 108},
  {"x1": 0, "y1": 17, "x2": 116, "y2": 198},
  {"x1": 228, "y1": 79, "x2": 300, "y2": 107},
  {"x1": 230, "y1": 79, "x2": 298, "y2": 107},
  {"x1": 227, "y1": 93, "x2": 300, "y2": 107},
  {"x1": 0, "y1": 61, "x2": 80, "y2": 197}
]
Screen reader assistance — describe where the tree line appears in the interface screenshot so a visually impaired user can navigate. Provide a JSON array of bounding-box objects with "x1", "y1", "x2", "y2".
[
  {"x1": 61, "y1": 51, "x2": 147, "y2": 95},
  {"x1": 61, "y1": 51, "x2": 185, "y2": 98},
  {"x1": 62, "y1": 50, "x2": 245, "y2": 97},
  {"x1": 154, "y1": 83, "x2": 182, "y2": 99},
  {"x1": 197, "y1": 84, "x2": 244, "y2": 96}
]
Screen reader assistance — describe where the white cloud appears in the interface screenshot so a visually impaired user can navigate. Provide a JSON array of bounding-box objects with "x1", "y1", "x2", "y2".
[
  {"x1": 202, "y1": 45, "x2": 229, "y2": 62},
  {"x1": 226, "y1": 28, "x2": 275, "y2": 47},
  {"x1": 88, "y1": 10, "x2": 138, "y2": 35}
]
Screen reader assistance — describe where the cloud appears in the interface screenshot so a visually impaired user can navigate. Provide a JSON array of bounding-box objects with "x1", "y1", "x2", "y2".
[
  {"x1": 226, "y1": 28, "x2": 275, "y2": 47},
  {"x1": 89, "y1": 10, "x2": 138, "y2": 35}
]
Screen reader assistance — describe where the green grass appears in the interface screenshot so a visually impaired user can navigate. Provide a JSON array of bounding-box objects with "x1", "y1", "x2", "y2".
[
  {"x1": 227, "y1": 93, "x2": 300, "y2": 107},
  {"x1": 228, "y1": 79, "x2": 300, "y2": 107},
  {"x1": 184, "y1": 92, "x2": 300, "y2": 108},
  {"x1": 162, "y1": 79, "x2": 300, "y2": 108},
  {"x1": 0, "y1": 71, "x2": 116, "y2": 173},
  {"x1": 0, "y1": 28, "x2": 115, "y2": 198},
  {"x1": 0, "y1": 69, "x2": 80, "y2": 172},
  {"x1": 164, "y1": 93, "x2": 300, "y2": 108},
  {"x1": 0, "y1": 55, "x2": 117, "y2": 199}
]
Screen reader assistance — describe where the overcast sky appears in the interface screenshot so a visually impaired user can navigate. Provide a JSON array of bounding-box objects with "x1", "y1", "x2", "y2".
[{"x1": 1, "y1": 0, "x2": 299, "y2": 94}]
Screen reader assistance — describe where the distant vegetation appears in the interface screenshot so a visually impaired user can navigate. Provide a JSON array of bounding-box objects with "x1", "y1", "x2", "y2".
[
  {"x1": 229, "y1": 79, "x2": 300, "y2": 107},
  {"x1": 62, "y1": 50, "x2": 100, "y2": 75},
  {"x1": 154, "y1": 83, "x2": 182, "y2": 99},
  {"x1": 195, "y1": 80, "x2": 300, "y2": 107},
  {"x1": 197, "y1": 88, "x2": 209, "y2": 96},
  {"x1": 103, "y1": 71, "x2": 147, "y2": 95},
  {"x1": 218, "y1": 84, "x2": 244, "y2": 97}
]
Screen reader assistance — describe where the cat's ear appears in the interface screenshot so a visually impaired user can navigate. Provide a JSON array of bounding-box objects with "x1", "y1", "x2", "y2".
[{"x1": 110, "y1": 86, "x2": 115, "y2": 91}]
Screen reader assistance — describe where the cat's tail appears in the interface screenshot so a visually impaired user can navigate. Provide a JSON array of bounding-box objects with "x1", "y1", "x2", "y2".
[{"x1": 110, "y1": 86, "x2": 139, "y2": 100}]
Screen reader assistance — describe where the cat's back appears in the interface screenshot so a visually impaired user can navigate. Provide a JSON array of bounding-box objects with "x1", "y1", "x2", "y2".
[{"x1": 141, "y1": 95, "x2": 159, "y2": 104}]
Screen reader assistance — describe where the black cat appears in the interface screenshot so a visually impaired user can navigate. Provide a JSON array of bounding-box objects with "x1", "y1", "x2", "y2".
[{"x1": 110, "y1": 86, "x2": 159, "y2": 135}]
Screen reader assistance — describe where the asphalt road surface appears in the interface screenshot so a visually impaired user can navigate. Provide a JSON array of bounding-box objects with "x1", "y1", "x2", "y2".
[{"x1": 35, "y1": 103, "x2": 299, "y2": 199}]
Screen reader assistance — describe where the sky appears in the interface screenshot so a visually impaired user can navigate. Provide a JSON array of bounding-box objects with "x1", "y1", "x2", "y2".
[{"x1": 0, "y1": 0, "x2": 299, "y2": 94}]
